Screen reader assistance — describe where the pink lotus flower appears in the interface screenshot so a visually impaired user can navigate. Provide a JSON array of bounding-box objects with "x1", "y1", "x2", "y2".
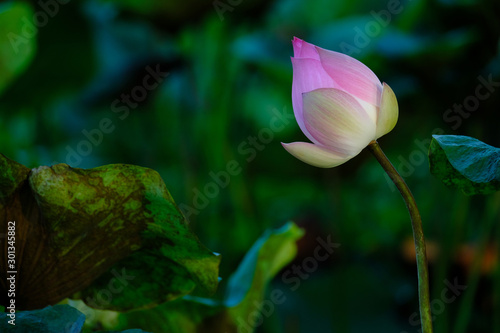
[{"x1": 282, "y1": 37, "x2": 399, "y2": 168}]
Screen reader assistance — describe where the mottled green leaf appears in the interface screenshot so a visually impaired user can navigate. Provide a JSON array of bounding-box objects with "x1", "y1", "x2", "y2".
[
  {"x1": 0, "y1": 2, "x2": 36, "y2": 95},
  {"x1": 0, "y1": 304, "x2": 85, "y2": 333},
  {"x1": 429, "y1": 135, "x2": 500, "y2": 195},
  {"x1": 0, "y1": 154, "x2": 220, "y2": 311},
  {"x1": 103, "y1": 222, "x2": 304, "y2": 333}
]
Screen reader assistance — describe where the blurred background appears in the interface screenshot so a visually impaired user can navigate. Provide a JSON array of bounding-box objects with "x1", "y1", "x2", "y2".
[{"x1": 1, "y1": 0, "x2": 500, "y2": 332}]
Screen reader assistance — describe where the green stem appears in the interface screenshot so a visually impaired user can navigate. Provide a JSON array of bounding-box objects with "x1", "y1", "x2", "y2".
[{"x1": 367, "y1": 140, "x2": 433, "y2": 333}]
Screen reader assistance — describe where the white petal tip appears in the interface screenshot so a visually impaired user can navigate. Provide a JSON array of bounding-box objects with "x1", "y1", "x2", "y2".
[{"x1": 282, "y1": 141, "x2": 354, "y2": 168}]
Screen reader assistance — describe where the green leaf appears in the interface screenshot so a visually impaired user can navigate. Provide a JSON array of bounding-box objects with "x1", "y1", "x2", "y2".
[
  {"x1": 429, "y1": 135, "x2": 500, "y2": 195},
  {"x1": 0, "y1": 154, "x2": 220, "y2": 311},
  {"x1": 103, "y1": 222, "x2": 304, "y2": 333},
  {"x1": 0, "y1": 2, "x2": 36, "y2": 96},
  {"x1": 0, "y1": 304, "x2": 85, "y2": 333},
  {"x1": 225, "y1": 222, "x2": 304, "y2": 314}
]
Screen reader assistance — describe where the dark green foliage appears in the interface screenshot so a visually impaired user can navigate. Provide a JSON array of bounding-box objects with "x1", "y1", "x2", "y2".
[
  {"x1": 110, "y1": 223, "x2": 304, "y2": 333},
  {"x1": 1, "y1": 0, "x2": 499, "y2": 331}
]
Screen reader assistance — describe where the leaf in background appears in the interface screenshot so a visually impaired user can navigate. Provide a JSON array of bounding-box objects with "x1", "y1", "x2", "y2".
[
  {"x1": 429, "y1": 135, "x2": 500, "y2": 195},
  {"x1": 0, "y1": 304, "x2": 85, "y2": 333},
  {"x1": 0, "y1": 1, "x2": 36, "y2": 96},
  {"x1": 0, "y1": 154, "x2": 220, "y2": 311},
  {"x1": 101, "y1": 222, "x2": 304, "y2": 333},
  {"x1": 375, "y1": 29, "x2": 430, "y2": 58}
]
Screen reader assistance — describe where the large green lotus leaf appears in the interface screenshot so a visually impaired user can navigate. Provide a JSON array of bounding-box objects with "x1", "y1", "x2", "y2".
[
  {"x1": 429, "y1": 135, "x2": 500, "y2": 195},
  {"x1": 0, "y1": 154, "x2": 220, "y2": 311},
  {"x1": 0, "y1": 304, "x2": 85, "y2": 333},
  {"x1": 103, "y1": 222, "x2": 304, "y2": 333},
  {"x1": 0, "y1": 2, "x2": 36, "y2": 96}
]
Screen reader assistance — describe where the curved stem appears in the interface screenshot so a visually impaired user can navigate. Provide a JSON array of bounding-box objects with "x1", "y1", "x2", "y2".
[{"x1": 367, "y1": 140, "x2": 433, "y2": 333}]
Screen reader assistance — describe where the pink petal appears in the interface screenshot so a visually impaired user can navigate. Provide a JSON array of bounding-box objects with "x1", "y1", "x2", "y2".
[
  {"x1": 292, "y1": 37, "x2": 320, "y2": 60},
  {"x1": 282, "y1": 142, "x2": 353, "y2": 168},
  {"x1": 292, "y1": 58, "x2": 341, "y2": 142},
  {"x1": 302, "y1": 88, "x2": 376, "y2": 156},
  {"x1": 375, "y1": 83, "x2": 399, "y2": 139},
  {"x1": 316, "y1": 47, "x2": 382, "y2": 106}
]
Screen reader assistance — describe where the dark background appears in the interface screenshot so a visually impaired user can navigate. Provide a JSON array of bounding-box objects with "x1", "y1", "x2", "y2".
[{"x1": 1, "y1": 0, "x2": 499, "y2": 332}]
